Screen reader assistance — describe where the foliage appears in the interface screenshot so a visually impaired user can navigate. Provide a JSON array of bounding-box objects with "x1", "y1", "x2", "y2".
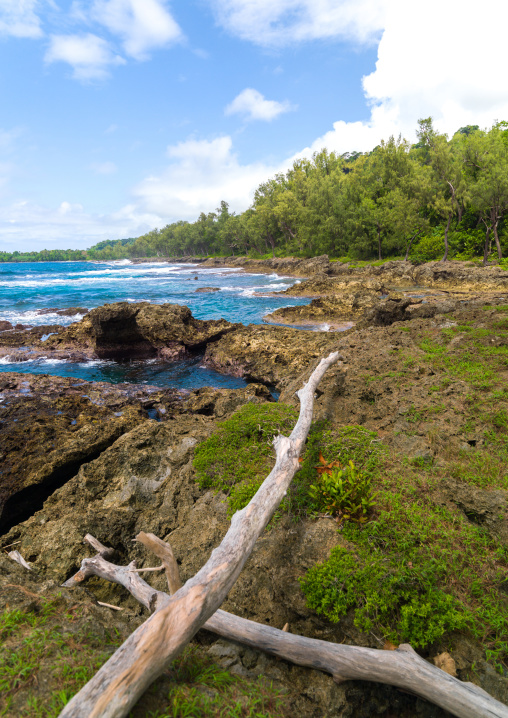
[
  {"x1": 193, "y1": 403, "x2": 299, "y2": 514},
  {"x1": 6, "y1": 120, "x2": 508, "y2": 264},
  {"x1": 308, "y1": 459, "x2": 377, "y2": 521}
]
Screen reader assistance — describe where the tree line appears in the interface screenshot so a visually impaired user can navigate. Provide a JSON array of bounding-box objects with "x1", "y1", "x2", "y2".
[{"x1": 3, "y1": 119, "x2": 508, "y2": 265}]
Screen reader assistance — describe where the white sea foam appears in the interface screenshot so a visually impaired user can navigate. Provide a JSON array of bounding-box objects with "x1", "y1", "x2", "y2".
[
  {"x1": 0, "y1": 310, "x2": 83, "y2": 327},
  {"x1": 0, "y1": 355, "x2": 12, "y2": 364}
]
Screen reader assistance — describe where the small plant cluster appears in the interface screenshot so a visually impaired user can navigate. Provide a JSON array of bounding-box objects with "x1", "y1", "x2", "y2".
[{"x1": 307, "y1": 454, "x2": 377, "y2": 522}]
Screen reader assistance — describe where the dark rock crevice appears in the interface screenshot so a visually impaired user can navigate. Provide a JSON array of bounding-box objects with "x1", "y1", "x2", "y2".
[{"x1": 0, "y1": 439, "x2": 120, "y2": 534}]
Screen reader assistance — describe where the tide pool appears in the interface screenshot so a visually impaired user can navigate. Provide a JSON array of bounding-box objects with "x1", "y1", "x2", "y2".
[{"x1": 0, "y1": 260, "x2": 310, "y2": 388}]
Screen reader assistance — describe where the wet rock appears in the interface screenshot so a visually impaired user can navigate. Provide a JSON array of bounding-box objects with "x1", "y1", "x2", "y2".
[
  {"x1": 57, "y1": 306, "x2": 89, "y2": 316},
  {"x1": 195, "y1": 287, "x2": 220, "y2": 293},
  {"x1": 0, "y1": 373, "x2": 187, "y2": 533},
  {"x1": 23, "y1": 303, "x2": 241, "y2": 362},
  {"x1": 0, "y1": 320, "x2": 13, "y2": 331},
  {"x1": 204, "y1": 324, "x2": 338, "y2": 390}
]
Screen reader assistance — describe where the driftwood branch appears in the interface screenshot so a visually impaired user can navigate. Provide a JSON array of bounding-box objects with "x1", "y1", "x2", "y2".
[
  {"x1": 58, "y1": 351, "x2": 342, "y2": 718},
  {"x1": 135, "y1": 531, "x2": 182, "y2": 594},
  {"x1": 64, "y1": 535, "x2": 508, "y2": 718}
]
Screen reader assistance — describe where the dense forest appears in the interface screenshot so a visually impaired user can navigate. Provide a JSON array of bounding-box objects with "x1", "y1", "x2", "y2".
[{"x1": 2, "y1": 119, "x2": 508, "y2": 265}]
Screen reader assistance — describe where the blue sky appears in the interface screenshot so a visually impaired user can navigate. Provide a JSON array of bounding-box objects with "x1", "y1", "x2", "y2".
[{"x1": 1, "y1": 0, "x2": 507, "y2": 251}]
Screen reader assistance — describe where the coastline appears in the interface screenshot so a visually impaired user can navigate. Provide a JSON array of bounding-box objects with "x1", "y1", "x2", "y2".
[{"x1": 2, "y1": 259, "x2": 508, "y2": 716}]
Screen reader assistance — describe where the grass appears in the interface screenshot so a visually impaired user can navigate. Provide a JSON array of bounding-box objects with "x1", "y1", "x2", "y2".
[
  {"x1": 0, "y1": 597, "x2": 288, "y2": 718},
  {"x1": 0, "y1": 596, "x2": 122, "y2": 717},
  {"x1": 141, "y1": 645, "x2": 288, "y2": 718}
]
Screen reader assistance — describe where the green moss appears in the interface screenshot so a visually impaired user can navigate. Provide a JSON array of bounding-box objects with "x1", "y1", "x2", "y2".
[
  {"x1": 193, "y1": 403, "x2": 299, "y2": 516},
  {"x1": 193, "y1": 405, "x2": 384, "y2": 520}
]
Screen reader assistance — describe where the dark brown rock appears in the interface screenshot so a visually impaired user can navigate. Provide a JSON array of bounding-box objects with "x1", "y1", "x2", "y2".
[
  {"x1": 45, "y1": 302, "x2": 240, "y2": 360},
  {"x1": 57, "y1": 306, "x2": 89, "y2": 316},
  {"x1": 204, "y1": 324, "x2": 338, "y2": 390}
]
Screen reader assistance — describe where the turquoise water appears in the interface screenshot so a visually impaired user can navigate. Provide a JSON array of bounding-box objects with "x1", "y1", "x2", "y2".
[{"x1": 0, "y1": 260, "x2": 310, "y2": 389}]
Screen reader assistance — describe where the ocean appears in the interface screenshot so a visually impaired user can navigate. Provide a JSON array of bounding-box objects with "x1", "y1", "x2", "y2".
[{"x1": 0, "y1": 260, "x2": 311, "y2": 390}]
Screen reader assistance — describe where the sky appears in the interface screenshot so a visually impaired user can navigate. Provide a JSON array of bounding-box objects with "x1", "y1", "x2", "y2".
[{"x1": 1, "y1": 0, "x2": 508, "y2": 252}]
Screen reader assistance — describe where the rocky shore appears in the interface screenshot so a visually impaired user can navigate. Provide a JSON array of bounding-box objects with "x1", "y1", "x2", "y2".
[{"x1": 2, "y1": 260, "x2": 508, "y2": 717}]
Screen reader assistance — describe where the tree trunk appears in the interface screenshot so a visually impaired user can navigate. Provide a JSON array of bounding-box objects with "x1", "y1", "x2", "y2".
[
  {"x1": 442, "y1": 212, "x2": 451, "y2": 262},
  {"x1": 404, "y1": 233, "x2": 418, "y2": 262},
  {"x1": 492, "y1": 209, "x2": 503, "y2": 261},
  {"x1": 377, "y1": 223, "x2": 382, "y2": 261},
  {"x1": 483, "y1": 224, "x2": 492, "y2": 266}
]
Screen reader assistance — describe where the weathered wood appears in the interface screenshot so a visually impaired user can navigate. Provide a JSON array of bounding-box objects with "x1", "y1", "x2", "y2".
[
  {"x1": 58, "y1": 351, "x2": 343, "y2": 718},
  {"x1": 135, "y1": 532, "x2": 182, "y2": 594},
  {"x1": 204, "y1": 610, "x2": 508, "y2": 718},
  {"x1": 62, "y1": 555, "x2": 168, "y2": 613},
  {"x1": 64, "y1": 538, "x2": 508, "y2": 718},
  {"x1": 84, "y1": 534, "x2": 115, "y2": 559}
]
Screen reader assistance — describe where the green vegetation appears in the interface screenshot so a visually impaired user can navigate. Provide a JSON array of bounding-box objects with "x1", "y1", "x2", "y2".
[
  {"x1": 193, "y1": 403, "x2": 299, "y2": 516},
  {"x1": 0, "y1": 596, "x2": 121, "y2": 717},
  {"x1": 308, "y1": 461, "x2": 377, "y2": 522},
  {"x1": 193, "y1": 404, "x2": 383, "y2": 521},
  {"x1": 300, "y1": 494, "x2": 508, "y2": 656},
  {"x1": 5, "y1": 119, "x2": 508, "y2": 264},
  {"x1": 0, "y1": 597, "x2": 287, "y2": 717}
]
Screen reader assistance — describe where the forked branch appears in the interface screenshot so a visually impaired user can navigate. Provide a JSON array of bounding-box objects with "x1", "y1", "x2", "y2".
[
  {"x1": 58, "y1": 351, "x2": 343, "y2": 718},
  {"x1": 63, "y1": 535, "x2": 508, "y2": 718}
]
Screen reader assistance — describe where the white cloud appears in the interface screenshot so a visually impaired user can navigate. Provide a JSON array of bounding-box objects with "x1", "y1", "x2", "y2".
[
  {"x1": 225, "y1": 88, "x2": 294, "y2": 121},
  {"x1": 133, "y1": 136, "x2": 275, "y2": 218},
  {"x1": 44, "y1": 33, "x2": 126, "y2": 80},
  {"x1": 208, "y1": 0, "x2": 385, "y2": 46},
  {"x1": 89, "y1": 161, "x2": 118, "y2": 175},
  {"x1": 0, "y1": 0, "x2": 42, "y2": 39},
  {"x1": 91, "y1": 0, "x2": 182, "y2": 59},
  {"x1": 211, "y1": 0, "x2": 508, "y2": 157},
  {"x1": 0, "y1": 198, "x2": 157, "y2": 249}
]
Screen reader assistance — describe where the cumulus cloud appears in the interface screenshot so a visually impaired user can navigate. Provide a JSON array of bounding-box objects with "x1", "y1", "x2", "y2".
[
  {"x1": 133, "y1": 136, "x2": 275, "y2": 218},
  {"x1": 0, "y1": 198, "x2": 157, "y2": 249},
  {"x1": 225, "y1": 88, "x2": 294, "y2": 121},
  {"x1": 0, "y1": 0, "x2": 42, "y2": 39},
  {"x1": 91, "y1": 0, "x2": 182, "y2": 59},
  {"x1": 208, "y1": 0, "x2": 385, "y2": 46},
  {"x1": 44, "y1": 33, "x2": 126, "y2": 80},
  {"x1": 210, "y1": 0, "x2": 508, "y2": 155}
]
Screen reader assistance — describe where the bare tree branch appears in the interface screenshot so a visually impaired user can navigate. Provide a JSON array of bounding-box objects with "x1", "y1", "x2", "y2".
[
  {"x1": 58, "y1": 351, "x2": 343, "y2": 718},
  {"x1": 64, "y1": 535, "x2": 508, "y2": 718}
]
